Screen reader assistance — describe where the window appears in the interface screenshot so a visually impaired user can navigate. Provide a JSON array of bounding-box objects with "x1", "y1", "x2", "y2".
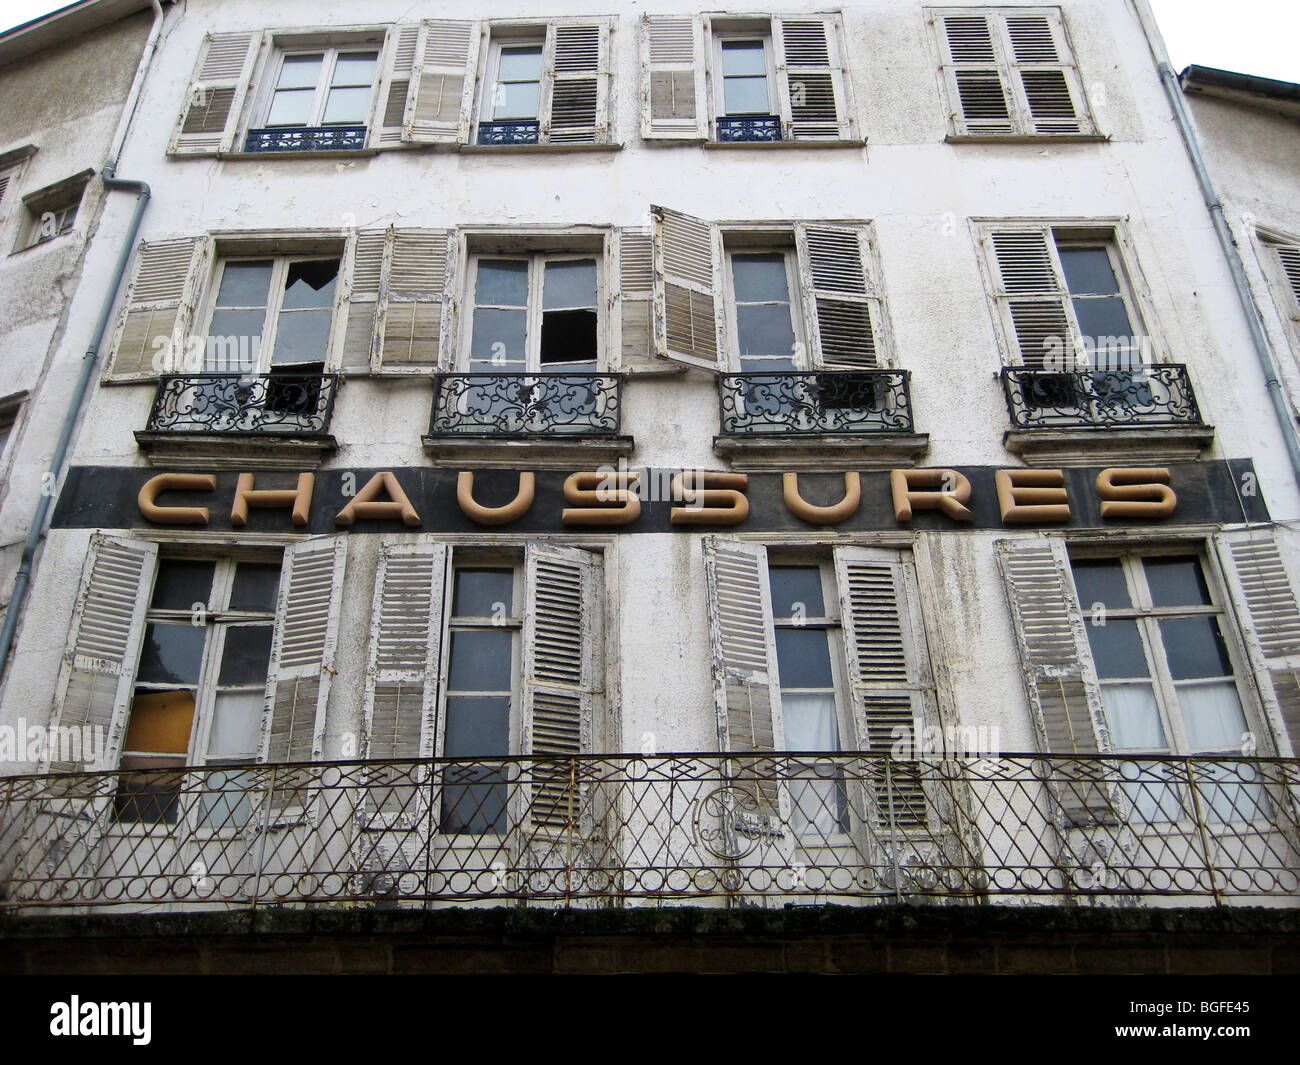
[
  {"x1": 483, "y1": 38, "x2": 544, "y2": 130},
  {"x1": 728, "y1": 249, "x2": 803, "y2": 372},
  {"x1": 16, "y1": 172, "x2": 91, "y2": 251},
  {"x1": 263, "y1": 48, "x2": 379, "y2": 128},
  {"x1": 1259, "y1": 235, "x2": 1300, "y2": 361},
  {"x1": 931, "y1": 7, "x2": 1096, "y2": 137}
]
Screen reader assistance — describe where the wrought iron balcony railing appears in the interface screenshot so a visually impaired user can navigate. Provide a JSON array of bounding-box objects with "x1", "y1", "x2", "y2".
[
  {"x1": 244, "y1": 125, "x2": 368, "y2": 152},
  {"x1": 718, "y1": 370, "x2": 914, "y2": 435},
  {"x1": 2, "y1": 753, "x2": 1296, "y2": 911},
  {"x1": 716, "y1": 115, "x2": 782, "y2": 142},
  {"x1": 429, "y1": 373, "x2": 623, "y2": 436},
  {"x1": 146, "y1": 374, "x2": 339, "y2": 435},
  {"x1": 477, "y1": 120, "x2": 540, "y2": 145},
  {"x1": 1002, "y1": 365, "x2": 1203, "y2": 429}
]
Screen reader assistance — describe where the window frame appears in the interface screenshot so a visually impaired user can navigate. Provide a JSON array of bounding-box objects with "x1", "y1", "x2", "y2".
[
  {"x1": 711, "y1": 30, "x2": 779, "y2": 121},
  {"x1": 481, "y1": 34, "x2": 547, "y2": 123},
  {"x1": 14, "y1": 171, "x2": 92, "y2": 253},
  {"x1": 259, "y1": 45, "x2": 383, "y2": 129},
  {"x1": 722, "y1": 243, "x2": 810, "y2": 372}
]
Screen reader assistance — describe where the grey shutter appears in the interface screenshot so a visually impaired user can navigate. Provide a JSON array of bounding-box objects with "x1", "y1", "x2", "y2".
[
  {"x1": 984, "y1": 226, "x2": 1071, "y2": 368},
  {"x1": 376, "y1": 229, "x2": 453, "y2": 373},
  {"x1": 774, "y1": 15, "x2": 852, "y2": 140},
  {"x1": 797, "y1": 224, "x2": 881, "y2": 368},
  {"x1": 105, "y1": 237, "x2": 210, "y2": 381},
  {"x1": 170, "y1": 31, "x2": 261, "y2": 155},
  {"x1": 339, "y1": 230, "x2": 386, "y2": 373},
  {"x1": 405, "y1": 20, "x2": 479, "y2": 144},
  {"x1": 1003, "y1": 11, "x2": 1091, "y2": 135},
  {"x1": 1271, "y1": 242, "x2": 1300, "y2": 341},
  {"x1": 641, "y1": 16, "x2": 706, "y2": 140},
  {"x1": 938, "y1": 13, "x2": 1014, "y2": 136},
  {"x1": 652, "y1": 205, "x2": 725, "y2": 371},
  {"x1": 618, "y1": 229, "x2": 655, "y2": 365},
  {"x1": 376, "y1": 24, "x2": 422, "y2": 147},
  {"x1": 543, "y1": 21, "x2": 610, "y2": 144},
  {"x1": 0, "y1": 171, "x2": 11, "y2": 212},
  {"x1": 521, "y1": 544, "x2": 602, "y2": 832},
  {"x1": 1215, "y1": 530, "x2": 1300, "y2": 757}
]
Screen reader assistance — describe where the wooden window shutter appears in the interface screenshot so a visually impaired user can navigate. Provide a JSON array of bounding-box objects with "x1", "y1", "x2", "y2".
[
  {"x1": 542, "y1": 21, "x2": 610, "y2": 145},
  {"x1": 105, "y1": 237, "x2": 210, "y2": 381},
  {"x1": 376, "y1": 229, "x2": 454, "y2": 373},
  {"x1": 338, "y1": 229, "x2": 387, "y2": 373},
  {"x1": 375, "y1": 24, "x2": 422, "y2": 147},
  {"x1": 404, "y1": 20, "x2": 479, "y2": 144},
  {"x1": 1215, "y1": 530, "x2": 1300, "y2": 757},
  {"x1": 797, "y1": 223, "x2": 881, "y2": 368},
  {"x1": 982, "y1": 226, "x2": 1071, "y2": 368},
  {"x1": 617, "y1": 228, "x2": 655, "y2": 365},
  {"x1": 1269, "y1": 242, "x2": 1300, "y2": 338},
  {"x1": 521, "y1": 544, "x2": 602, "y2": 832},
  {"x1": 0, "y1": 171, "x2": 11, "y2": 212},
  {"x1": 774, "y1": 15, "x2": 853, "y2": 141},
  {"x1": 652, "y1": 204, "x2": 725, "y2": 371},
  {"x1": 641, "y1": 15, "x2": 706, "y2": 140},
  {"x1": 170, "y1": 31, "x2": 262, "y2": 155},
  {"x1": 1003, "y1": 11, "x2": 1091, "y2": 135},
  {"x1": 938, "y1": 13, "x2": 1014, "y2": 136}
]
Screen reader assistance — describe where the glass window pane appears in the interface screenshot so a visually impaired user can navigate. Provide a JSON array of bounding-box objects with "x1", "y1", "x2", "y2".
[
  {"x1": 205, "y1": 310, "x2": 266, "y2": 368},
  {"x1": 1179, "y1": 681, "x2": 1248, "y2": 750},
  {"x1": 1083, "y1": 617, "x2": 1149, "y2": 678},
  {"x1": 137, "y1": 622, "x2": 206, "y2": 685},
  {"x1": 773, "y1": 628, "x2": 834, "y2": 688},
  {"x1": 267, "y1": 88, "x2": 316, "y2": 127},
  {"x1": 115, "y1": 757, "x2": 185, "y2": 825},
  {"x1": 723, "y1": 76, "x2": 771, "y2": 115},
  {"x1": 543, "y1": 259, "x2": 597, "y2": 310},
  {"x1": 215, "y1": 260, "x2": 273, "y2": 308},
  {"x1": 277, "y1": 54, "x2": 324, "y2": 89},
  {"x1": 443, "y1": 695, "x2": 511, "y2": 757},
  {"x1": 208, "y1": 691, "x2": 263, "y2": 758},
  {"x1": 272, "y1": 308, "x2": 332, "y2": 364},
  {"x1": 217, "y1": 625, "x2": 274, "y2": 685},
  {"x1": 452, "y1": 569, "x2": 514, "y2": 618},
  {"x1": 496, "y1": 81, "x2": 541, "y2": 119},
  {"x1": 469, "y1": 308, "x2": 526, "y2": 362},
  {"x1": 1070, "y1": 558, "x2": 1131, "y2": 610},
  {"x1": 198, "y1": 764, "x2": 256, "y2": 830},
  {"x1": 150, "y1": 559, "x2": 215, "y2": 611},
  {"x1": 731, "y1": 253, "x2": 789, "y2": 302},
  {"x1": 1101, "y1": 682, "x2": 1165, "y2": 749},
  {"x1": 736, "y1": 303, "x2": 796, "y2": 357},
  {"x1": 448, "y1": 630, "x2": 513, "y2": 691},
  {"x1": 1072, "y1": 296, "x2": 1135, "y2": 346},
  {"x1": 475, "y1": 260, "x2": 529, "y2": 306},
  {"x1": 740, "y1": 356, "x2": 797, "y2": 373},
  {"x1": 1058, "y1": 246, "x2": 1120, "y2": 295},
  {"x1": 1145, "y1": 556, "x2": 1211, "y2": 607},
  {"x1": 497, "y1": 45, "x2": 544, "y2": 82},
  {"x1": 1159, "y1": 616, "x2": 1235, "y2": 680},
  {"x1": 332, "y1": 52, "x2": 377, "y2": 86},
  {"x1": 282, "y1": 260, "x2": 339, "y2": 309},
  {"x1": 721, "y1": 40, "x2": 767, "y2": 75},
  {"x1": 323, "y1": 86, "x2": 372, "y2": 124},
  {"x1": 229, "y1": 562, "x2": 282, "y2": 613},
  {"x1": 768, "y1": 566, "x2": 825, "y2": 619}
]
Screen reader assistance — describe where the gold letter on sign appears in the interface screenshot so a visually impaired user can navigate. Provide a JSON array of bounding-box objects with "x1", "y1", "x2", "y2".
[
  {"x1": 231, "y1": 472, "x2": 315, "y2": 527},
  {"x1": 1096, "y1": 467, "x2": 1176, "y2": 518},
  {"x1": 457, "y1": 471, "x2": 534, "y2": 526},
  {"x1": 783, "y1": 472, "x2": 860, "y2": 525},
  {"x1": 996, "y1": 469, "x2": 1071, "y2": 524},
  {"x1": 669, "y1": 470, "x2": 749, "y2": 525},
  {"x1": 890, "y1": 468, "x2": 974, "y2": 522},
  {"x1": 334, "y1": 471, "x2": 421, "y2": 527},
  {"x1": 138, "y1": 472, "x2": 215, "y2": 525},
  {"x1": 562, "y1": 472, "x2": 641, "y2": 525}
]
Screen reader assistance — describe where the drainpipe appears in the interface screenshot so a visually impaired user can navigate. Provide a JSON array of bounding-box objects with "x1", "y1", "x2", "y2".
[
  {"x1": 1130, "y1": 0, "x2": 1300, "y2": 494},
  {"x1": 0, "y1": 0, "x2": 165, "y2": 683}
]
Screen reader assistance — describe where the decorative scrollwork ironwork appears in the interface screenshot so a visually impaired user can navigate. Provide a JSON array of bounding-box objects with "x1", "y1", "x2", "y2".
[
  {"x1": 476, "y1": 120, "x2": 541, "y2": 145},
  {"x1": 146, "y1": 374, "x2": 339, "y2": 434},
  {"x1": 244, "y1": 125, "x2": 368, "y2": 153},
  {"x1": 716, "y1": 115, "x2": 782, "y2": 142},
  {"x1": 1002, "y1": 365, "x2": 1203, "y2": 429},
  {"x1": 718, "y1": 370, "x2": 914, "y2": 435},
  {"x1": 430, "y1": 373, "x2": 623, "y2": 436}
]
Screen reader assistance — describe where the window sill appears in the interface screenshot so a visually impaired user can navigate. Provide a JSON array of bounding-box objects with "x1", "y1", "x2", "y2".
[
  {"x1": 134, "y1": 430, "x2": 337, "y2": 470},
  {"x1": 713, "y1": 432, "x2": 930, "y2": 472},
  {"x1": 1002, "y1": 424, "x2": 1216, "y2": 466},
  {"x1": 702, "y1": 138, "x2": 865, "y2": 150},
  {"x1": 215, "y1": 148, "x2": 380, "y2": 161},
  {"x1": 422, "y1": 433, "x2": 635, "y2": 469},
  {"x1": 458, "y1": 142, "x2": 621, "y2": 155},
  {"x1": 945, "y1": 133, "x2": 1108, "y2": 145}
]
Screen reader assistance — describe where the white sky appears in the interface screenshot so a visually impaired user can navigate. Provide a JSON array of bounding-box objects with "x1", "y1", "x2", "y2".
[{"x1": 0, "y1": 0, "x2": 1296, "y2": 82}]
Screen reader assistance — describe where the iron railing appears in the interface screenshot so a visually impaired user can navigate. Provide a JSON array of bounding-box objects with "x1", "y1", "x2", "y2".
[
  {"x1": 429, "y1": 373, "x2": 624, "y2": 436},
  {"x1": 146, "y1": 374, "x2": 339, "y2": 434},
  {"x1": 1002, "y1": 365, "x2": 1203, "y2": 429},
  {"x1": 718, "y1": 370, "x2": 914, "y2": 435},
  {"x1": 2, "y1": 753, "x2": 1296, "y2": 911},
  {"x1": 716, "y1": 115, "x2": 782, "y2": 142},
  {"x1": 244, "y1": 125, "x2": 368, "y2": 152},
  {"x1": 477, "y1": 120, "x2": 540, "y2": 145}
]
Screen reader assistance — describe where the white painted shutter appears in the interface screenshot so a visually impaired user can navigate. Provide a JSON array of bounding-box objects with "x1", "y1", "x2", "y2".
[
  {"x1": 1002, "y1": 11, "x2": 1091, "y2": 135},
  {"x1": 641, "y1": 16, "x2": 706, "y2": 140},
  {"x1": 652, "y1": 205, "x2": 725, "y2": 371},
  {"x1": 543, "y1": 21, "x2": 610, "y2": 144},
  {"x1": 774, "y1": 15, "x2": 852, "y2": 141},
  {"x1": 618, "y1": 229, "x2": 655, "y2": 365},
  {"x1": 1215, "y1": 530, "x2": 1300, "y2": 757},
  {"x1": 521, "y1": 544, "x2": 602, "y2": 832},
  {"x1": 983, "y1": 226, "x2": 1071, "y2": 368},
  {"x1": 339, "y1": 230, "x2": 386, "y2": 373},
  {"x1": 797, "y1": 224, "x2": 881, "y2": 368},
  {"x1": 0, "y1": 171, "x2": 11, "y2": 213},
  {"x1": 170, "y1": 31, "x2": 262, "y2": 155},
  {"x1": 375, "y1": 23, "x2": 422, "y2": 147},
  {"x1": 376, "y1": 229, "x2": 454, "y2": 373},
  {"x1": 1271, "y1": 243, "x2": 1300, "y2": 346},
  {"x1": 405, "y1": 20, "x2": 479, "y2": 144},
  {"x1": 105, "y1": 237, "x2": 210, "y2": 381},
  {"x1": 938, "y1": 13, "x2": 1015, "y2": 136}
]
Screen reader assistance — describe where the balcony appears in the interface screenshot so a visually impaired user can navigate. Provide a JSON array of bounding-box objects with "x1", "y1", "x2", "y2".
[
  {"x1": 1001, "y1": 365, "x2": 1215, "y2": 464},
  {"x1": 2, "y1": 753, "x2": 1296, "y2": 911},
  {"x1": 476, "y1": 120, "x2": 540, "y2": 146},
  {"x1": 716, "y1": 115, "x2": 782, "y2": 142},
  {"x1": 243, "y1": 125, "x2": 368, "y2": 153},
  {"x1": 423, "y1": 373, "x2": 633, "y2": 468},
  {"x1": 713, "y1": 370, "x2": 928, "y2": 471},
  {"x1": 134, "y1": 373, "x2": 339, "y2": 469}
]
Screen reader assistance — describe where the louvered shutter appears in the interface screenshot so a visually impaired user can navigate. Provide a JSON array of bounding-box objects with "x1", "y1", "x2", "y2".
[
  {"x1": 376, "y1": 229, "x2": 453, "y2": 373},
  {"x1": 0, "y1": 170, "x2": 11, "y2": 213},
  {"x1": 170, "y1": 31, "x2": 262, "y2": 155},
  {"x1": 1270, "y1": 242, "x2": 1300, "y2": 348},
  {"x1": 617, "y1": 229, "x2": 655, "y2": 365},
  {"x1": 521, "y1": 544, "x2": 602, "y2": 832},
  {"x1": 938, "y1": 13, "x2": 1015, "y2": 136},
  {"x1": 1003, "y1": 11, "x2": 1091, "y2": 135},
  {"x1": 641, "y1": 16, "x2": 706, "y2": 140},
  {"x1": 375, "y1": 24, "x2": 422, "y2": 147},
  {"x1": 983, "y1": 226, "x2": 1071, "y2": 368},
  {"x1": 542, "y1": 21, "x2": 610, "y2": 144},
  {"x1": 834, "y1": 547, "x2": 934, "y2": 828},
  {"x1": 1215, "y1": 530, "x2": 1300, "y2": 757},
  {"x1": 339, "y1": 230, "x2": 386, "y2": 373},
  {"x1": 405, "y1": 20, "x2": 479, "y2": 144},
  {"x1": 774, "y1": 15, "x2": 852, "y2": 141},
  {"x1": 797, "y1": 224, "x2": 881, "y2": 368},
  {"x1": 105, "y1": 237, "x2": 210, "y2": 381},
  {"x1": 652, "y1": 205, "x2": 725, "y2": 371}
]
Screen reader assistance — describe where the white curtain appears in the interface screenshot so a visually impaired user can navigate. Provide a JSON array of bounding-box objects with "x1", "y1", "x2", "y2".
[
  {"x1": 783, "y1": 693, "x2": 844, "y2": 838},
  {"x1": 1101, "y1": 682, "x2": 1164, "y2": 750}
]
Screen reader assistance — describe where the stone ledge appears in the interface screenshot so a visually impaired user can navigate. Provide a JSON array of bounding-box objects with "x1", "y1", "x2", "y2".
[
  {"x1": 713, "y1": 433, "x2": 930, "y2": 472},
  {"x1": 134, "y1": 431, "x2": 337, "y2": 471},
  {"x1": 1003, "y1": 424, "x2": 1216, "y2": 465},
  {"x1": 421, "y1": 435, "x2": 635, "y2": 469}
]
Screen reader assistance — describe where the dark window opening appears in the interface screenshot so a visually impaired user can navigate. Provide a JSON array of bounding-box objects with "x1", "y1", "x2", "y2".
[{"x1": 540, "y1": 309, "x2": 598, "y2": 367}]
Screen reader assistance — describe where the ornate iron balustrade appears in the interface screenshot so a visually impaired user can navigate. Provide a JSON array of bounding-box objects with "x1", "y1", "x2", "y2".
[
  {"x1": 718, "y1": 370, "x2": 914, "y2": 435},
  {"x1": 244, "y1": 125, "x2": 368, "y2": 153},
  {"x1": 430, "y1": 373, "x2": 623, "y2": 436},
  {"x1": 716, "y1": 115, "x2": 782, "y2": 142},
  {"x1": 1002, "y1": 365, "x2": 1203, "y2": 429},
  {"x1": 146, "y1": 374, "x2": 339, "y2": 435},
  {"x1": 2, "y1": 753, "x2": 1296, "y2": 911},
  {"x1": 477, "y1": 120, "x2": 541, "y2": 145}
]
